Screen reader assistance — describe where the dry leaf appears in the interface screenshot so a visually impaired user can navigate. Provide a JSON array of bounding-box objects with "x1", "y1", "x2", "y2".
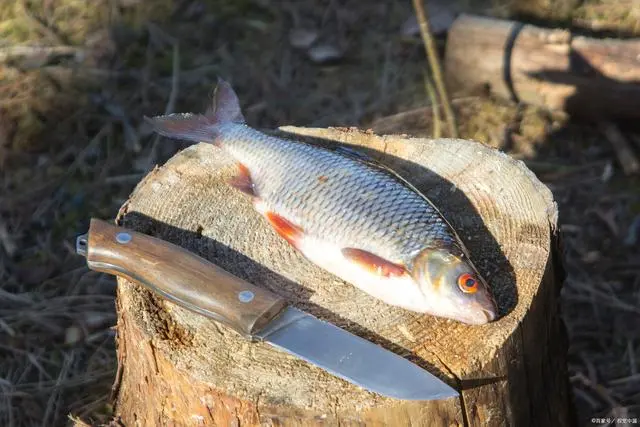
[{"x1": 289, "y1": 28, "x2": 318, "y2": 49}]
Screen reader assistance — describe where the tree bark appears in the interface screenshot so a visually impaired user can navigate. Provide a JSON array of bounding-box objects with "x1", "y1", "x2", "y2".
[
  {"x1": 445, "y1": 14, "x2": 640, "y2": 119},
  {"x1": 111, "y1": 126, "x2": 574, "y2": 426}
]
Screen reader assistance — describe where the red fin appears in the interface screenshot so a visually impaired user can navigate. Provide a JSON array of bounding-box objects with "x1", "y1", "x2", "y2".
[
  {"x1": 342, "y1": 248, "x2": 407, "y2": 277},
  {"x1": 265, "y1": 212, "x2": 304, "y2": 248},
  {"x1": 228, "y1": 163, "x2": 255, "y2": 196}
]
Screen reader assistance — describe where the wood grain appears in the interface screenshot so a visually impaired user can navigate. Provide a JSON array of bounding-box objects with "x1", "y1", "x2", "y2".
[
  {"x1": 445, "y1": 14, "x2": 640, "y2": 119},
  {"x1": 86, "y1": 218, "x2": 286, "y2": 336},
  {"x1": 111, "y1": 126, "x2": 574, "y2": 426}
]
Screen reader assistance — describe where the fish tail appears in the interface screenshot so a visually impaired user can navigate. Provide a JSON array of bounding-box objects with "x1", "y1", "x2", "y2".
[{"x1": 144, "y1": 78, "x2": 245, "y2": 143}]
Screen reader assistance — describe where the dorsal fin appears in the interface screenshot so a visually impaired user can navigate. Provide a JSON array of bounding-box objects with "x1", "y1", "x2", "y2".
[
  {"x1": 206, "y1": 78, "x2": 245, "y2": 124},
  {"x1": 333, "y1": 145, "x2": 372, "y2": 162}
]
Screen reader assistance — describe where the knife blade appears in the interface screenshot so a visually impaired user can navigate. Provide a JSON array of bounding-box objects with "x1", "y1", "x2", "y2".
[{"x1": 76, "y1": 218, "x2": 458, "y2": 401}]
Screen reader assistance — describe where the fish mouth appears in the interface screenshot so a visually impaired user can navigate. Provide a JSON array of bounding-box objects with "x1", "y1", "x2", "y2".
[
  {"x1": 442, "y1": 303, "x2": 496, "y2": 325},
  {"x1": 457, "y1": 303, "x2": 497, "y2": 325},
  {"x1": 460, "y1": 311, "x2": 495, "y2": 325},
  {"x1": 482, "y1": 308, "x2": 497, "y2": 322}
]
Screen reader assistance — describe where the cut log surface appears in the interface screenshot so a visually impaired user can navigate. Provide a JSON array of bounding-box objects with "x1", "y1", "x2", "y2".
[
  {"x1": 112, "y1": 126, "x2": 573, "y2": 426},
  {"x1": 445, "y1": 14, "x2": 640, "y2": 119}
]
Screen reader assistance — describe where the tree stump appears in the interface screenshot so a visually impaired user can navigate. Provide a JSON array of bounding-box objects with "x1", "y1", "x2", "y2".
[
  {"x1": 445, "y1": 14, "x2": 640, "y2": 119},
  {"x1": 111, "y1": 126, "x2": 574, "y2": 426}
]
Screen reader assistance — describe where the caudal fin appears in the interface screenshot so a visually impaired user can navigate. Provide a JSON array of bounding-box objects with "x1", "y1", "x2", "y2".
[{"x1": 145, "y1": 78, "x2": 245, "y2": 143}]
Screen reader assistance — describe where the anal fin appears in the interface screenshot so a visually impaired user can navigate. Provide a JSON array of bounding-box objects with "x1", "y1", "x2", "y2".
[{"x1": 342, "y1": 248, "x2": 407, "y2": 278}]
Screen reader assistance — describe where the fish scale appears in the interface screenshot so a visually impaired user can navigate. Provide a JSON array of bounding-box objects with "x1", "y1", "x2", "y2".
[
  {"x1": 217, "y1": 123, "x2": 459, "y2": 265},
  {"x1": 147, "y1": 78, "x2": 498, "y2": 324}
]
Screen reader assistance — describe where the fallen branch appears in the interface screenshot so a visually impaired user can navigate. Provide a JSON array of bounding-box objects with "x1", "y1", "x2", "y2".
[
  {"x1": 412, "y1": 0, "x2": 457, "y2": 137},
  {"x1": 144, "y1": 24, "x2": 180, "y2": 169},
  {"x1": 423, "y1": 71, "x2": 441, "y2": 138},
  {"x1": 599, "y1": 122, "x2": 640, "y2": 175},
  {"x1": 0, "y1": 46, "x2": 82, "y2": 65}
]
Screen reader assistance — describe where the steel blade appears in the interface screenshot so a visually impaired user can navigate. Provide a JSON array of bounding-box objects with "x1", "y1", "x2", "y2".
[{"x1": 254, "y1": 307, "x2": 458, "y2": 401}]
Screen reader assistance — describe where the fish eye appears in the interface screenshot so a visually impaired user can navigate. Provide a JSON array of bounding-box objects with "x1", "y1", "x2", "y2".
[{"x1": 457, "y1": 273, "x2": 478, "y2": 293}]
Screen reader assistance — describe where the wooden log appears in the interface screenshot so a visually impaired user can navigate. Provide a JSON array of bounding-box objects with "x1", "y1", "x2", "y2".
[
  {"x1": 444, "y1": 14, "x2": 640, "y2": 119},
  {"x1": 111, "y1": 126, "x2": 574, "y2": 426}
]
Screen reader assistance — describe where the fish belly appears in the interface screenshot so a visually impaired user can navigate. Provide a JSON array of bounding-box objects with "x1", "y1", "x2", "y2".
[
  {"x1": 297, "y1": 235, "x2": 428, "y2": 312},
  {"x1": 253, "y1": 179, "x2": 430, "y2": 312}
]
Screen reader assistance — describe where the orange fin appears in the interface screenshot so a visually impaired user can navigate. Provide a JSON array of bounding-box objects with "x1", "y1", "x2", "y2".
[
  {"x1": 228, "y1": 163, "x2": 256, "y2": 196},
  {"x1": 342, "y1": 248, "x2": 407, "y2": 277},
  {"x1": 265, "y1": 212, "x2": 304, "y2": 248}
]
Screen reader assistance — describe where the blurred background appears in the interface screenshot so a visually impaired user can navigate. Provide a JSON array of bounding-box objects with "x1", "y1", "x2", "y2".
[{"x1": 0, "y1": 0, "x2": 639, "y2": 425}]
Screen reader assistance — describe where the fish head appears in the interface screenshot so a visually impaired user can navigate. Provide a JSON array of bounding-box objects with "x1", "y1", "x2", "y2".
[{"x1": 411, "y1": 247, "x2": 497, "y2": 325}]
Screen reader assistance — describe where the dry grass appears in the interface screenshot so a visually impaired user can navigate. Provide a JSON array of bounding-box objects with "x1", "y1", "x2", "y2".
[
  {"x1": 529, "y1": 120, "x2": 640, "y2": 423},
  {"x1": 0, "y1": 0, "x2": 638, "y2": 426}
]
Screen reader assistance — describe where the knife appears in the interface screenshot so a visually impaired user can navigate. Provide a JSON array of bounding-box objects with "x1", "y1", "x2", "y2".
[{"x1": 76, "y1": 218, "x2": 458, "y2": 401}]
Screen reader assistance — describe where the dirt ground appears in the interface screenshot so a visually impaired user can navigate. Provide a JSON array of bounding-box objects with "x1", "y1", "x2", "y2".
[{"x1": 0, "y1": 0, "x2": 639, "y2": 426}]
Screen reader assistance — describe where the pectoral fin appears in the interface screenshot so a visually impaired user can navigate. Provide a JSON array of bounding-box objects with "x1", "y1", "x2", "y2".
[{"x1": 342, "y1": 248, "x2": 407, "y2": 278}]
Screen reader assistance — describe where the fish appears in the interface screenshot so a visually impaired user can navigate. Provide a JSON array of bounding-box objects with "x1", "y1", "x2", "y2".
[{"x1": 145, "y1": 79, "x2": 498, "y2": 325}]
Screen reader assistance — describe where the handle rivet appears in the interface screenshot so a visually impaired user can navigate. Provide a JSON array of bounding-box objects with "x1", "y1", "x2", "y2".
[
  {"x1": 116, "y1": 232, "x2": 132, "y2": 244},
  {"x1": 238, "y1": 291, "x2": 254, "y2": 303}
]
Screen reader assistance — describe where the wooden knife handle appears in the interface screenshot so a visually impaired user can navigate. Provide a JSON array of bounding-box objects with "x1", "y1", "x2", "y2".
[{"x1": 82, "y1": 218, "x2": 287, "y2": 337}]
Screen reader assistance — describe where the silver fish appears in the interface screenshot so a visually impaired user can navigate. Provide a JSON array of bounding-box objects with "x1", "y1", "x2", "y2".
[{"x1": 146, "y1": 79, "x2": 498, "y2": 324}]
